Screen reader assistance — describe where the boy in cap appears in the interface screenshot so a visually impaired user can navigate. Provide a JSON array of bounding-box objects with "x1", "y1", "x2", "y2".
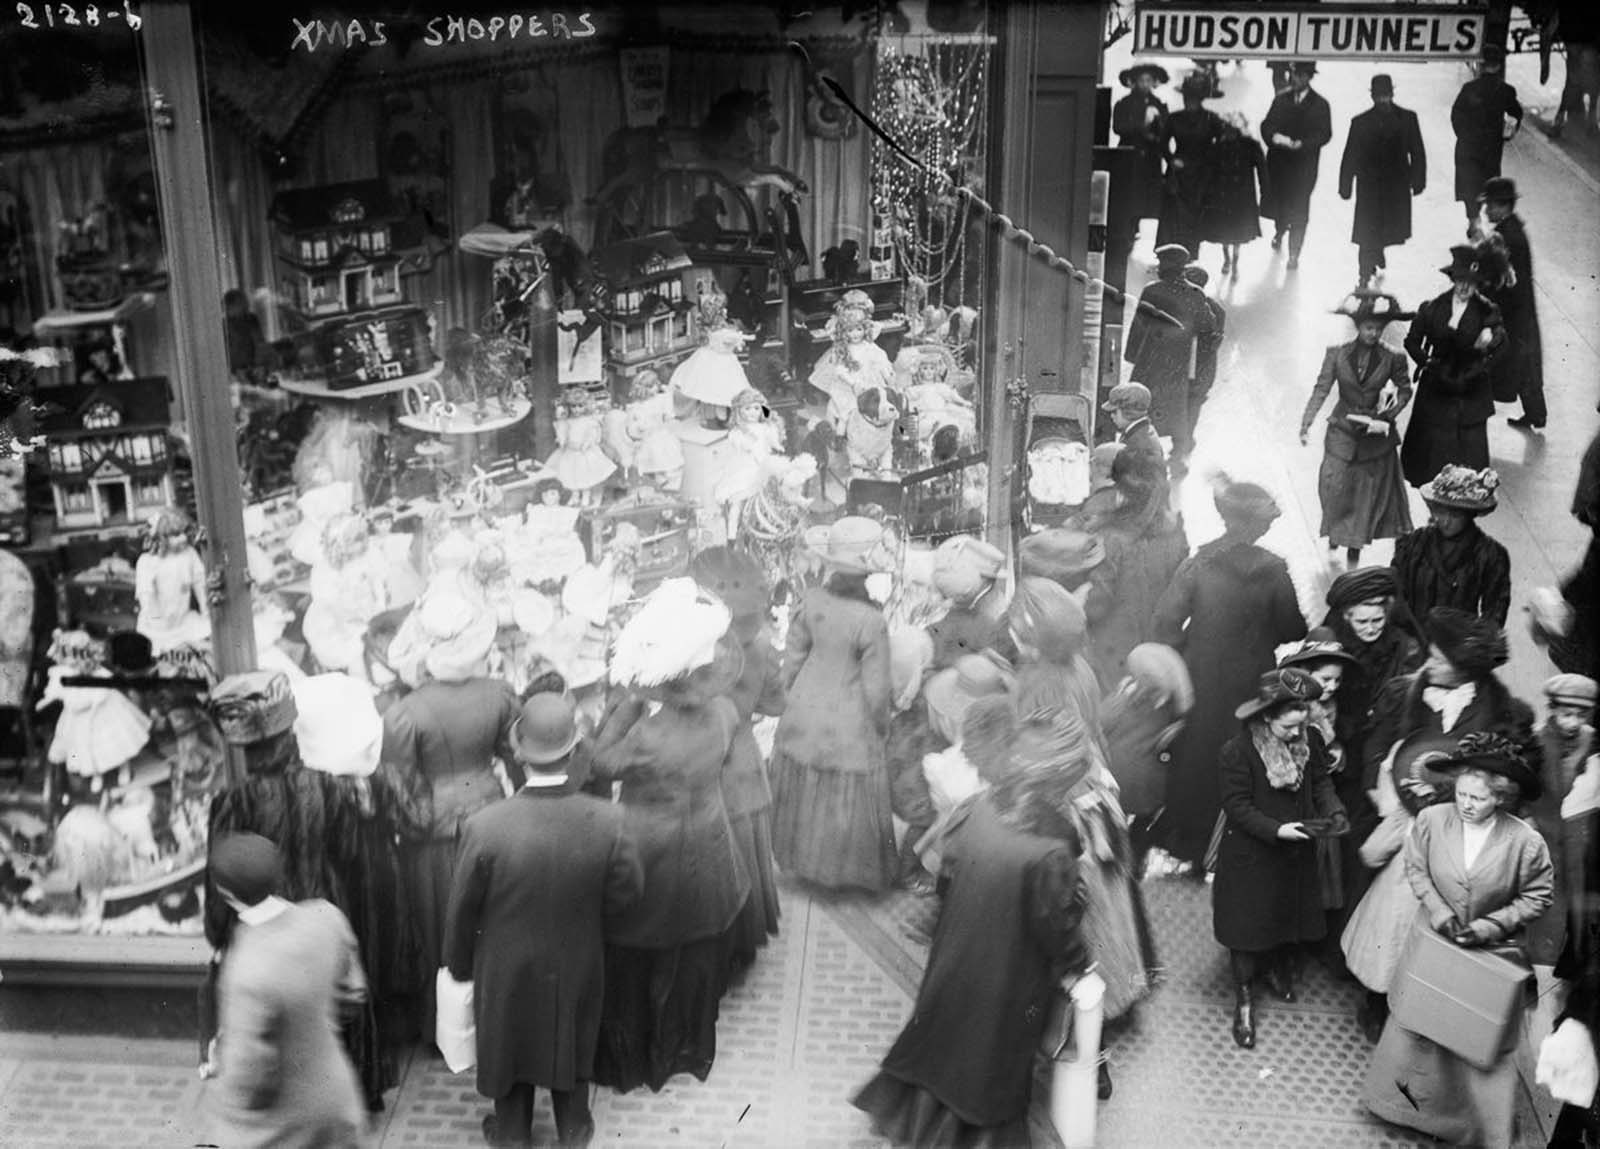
[
  {"x1": 1261, "y1": 60, "x2": 1333, "y2": 268},
  {"x1": 1525, "y1": 674, "x2": 1597, "y2": 967},
  {"x1": 1102, "y1": 381, "x2": 1164, "y2": 470}
]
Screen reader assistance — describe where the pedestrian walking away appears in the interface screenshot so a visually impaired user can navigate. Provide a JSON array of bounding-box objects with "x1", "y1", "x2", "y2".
[
  {"x1": 1157, "y1": 71, "x2": 1224, "y2": 257},
  {"x1": 1261, "y1": 60, "x2": 1333, "y2": 268},
  {"x1": 1338, "y1": 74, "x2": 1426, "y2": 288},
  {"x1": 1451, "y1": 44, "x2": 1523, "y2": 234},
  {"x1": 1124, "y1": 243, "x2": 1218, "y2": 465}
]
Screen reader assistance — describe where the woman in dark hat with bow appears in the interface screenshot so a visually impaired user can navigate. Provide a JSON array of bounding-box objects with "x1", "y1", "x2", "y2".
[
  {"x1": 1393, "y1": 463, "x2": 1511, "y2": 627},
  {"x1": 1112, "y1": 62, "x2": 1171, "y2": 230},
  {"x1": 1157, "y1": 72, "x2": 1224, "y2": 256},
  {"x1": 1212, "y1": 668, "x2": 1346, "y2": 1049},
  {"x1": 1153, "y1": 476, "x2": 1308, "y2": 869},
  {"x1": 1300, "y1": 290, "x2": 1415, "y2": 568},
  {"x1": 1322, "y1": 567, "x2": 1426, "y2": 777},
  {"x1": 1365, "y1": 733, "x2": 1553, "y2": 1147},
  {"x1": 1400, "y1": 243, "x2": 1508, "y2": 487}
]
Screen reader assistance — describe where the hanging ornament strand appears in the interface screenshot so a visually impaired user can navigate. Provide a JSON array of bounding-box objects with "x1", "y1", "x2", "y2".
[{"x1": 801, "y1": 42, "x2": 1181, "y2": 330}]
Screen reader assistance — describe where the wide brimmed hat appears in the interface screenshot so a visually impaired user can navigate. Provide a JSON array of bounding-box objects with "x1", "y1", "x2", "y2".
[
  {"x1": 1392, "y1": 731, "x2": 1463, "y2": 787},
  {"x1": 415, "y1": 592, "x2": 498, "y2": 683},
  {"x1": 809, "y1": 515, "x2": 896, "y2": 575},
  {"x1": 1425, "y1": 607, "x2": 1508, "y2": 676},
  {"x1": 1278, "y1": 627, "x2": 1358, "y2": 672},
  {"x1": 1213, "y1": 474, "x2": 1281, "y2": 525},
  {"x1": 1544, "y1": 673, "x2": 1598, "y2": 709},
  {"x1": 511, "y1": 693, "x2": 581, "y2": 767},
  {"x1": 610, "y1": 578, "x2": 732, "y2": 688},
  {"x1": 210, "y1": 670, "x2": 298, "y2": 746},
  {"x1": 924, "y1": 654, "x2": 1014, "y2": 741},
  {"x1": 1480, "y1": 176, "x2": 1518, "y2": 205},
  {"x1": 1019, "y1": 528, "x2": 1105, "y2": 585},
  {"x1": 1235, "y1": 667, "x2": 1322, "y2": 721},
  {"x1": 1009, "y1": 576, "x2": 1088, "y2": 663},
  {"x1": 291, "y1": 674, "x2": 381, "y2": 778},
  {"x1": 1101, "y1": 380, "x2": 1152, "y2": 415},
  {"x1": 1420, "y1": 464, "x2": 1499, "y2": 514},
  {"x1": 1326, "y1": 566, "x2": 1399, "y2": 610},
  {"x1": 1118, "y1": 62, "x2": 1169, "y2": 87},
  {"x1": 1332, "y1": 289, "x2": 1414, "y2": 325},
  {"x1": 209, "y1": 832, "x2": 283, "y2": 906},
  {"x1": 690, "y1": 546, "x2": 770, "y2": 621},
  {"x1": 1154, "y1": 243, "x2": 1191, "y2": 271},
  {"x1": 1439, "y1": 243, "x2": 1492, "y2": 283},
  {"x1": 1436, "y1": 731, "x2": 1542, "y2": 803},
  {"x1": 1125, "y1": 643, "x2": 1194, "y2": 713}
]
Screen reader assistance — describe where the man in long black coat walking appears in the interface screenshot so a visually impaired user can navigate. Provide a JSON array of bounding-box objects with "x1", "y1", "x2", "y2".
[
  {"x1": 1479, "y1": 177, "x2": 1546, "y2": 429},
  {"x1": 1261, "y1": 60, "x2": 1333, "y2": 269},
  {"x1": 1451, "y1": 45, "x2": 1523, "y2": 235},
  {"x1": 1339, "y1": 74, "x2": 1427, "y2": 288},
  {"x1": 1124, "y1": 243, "x2": 1218, "y2": 466},
  {"x1": 446, "y1": 693, "x2": 644, "y2": 1149}
]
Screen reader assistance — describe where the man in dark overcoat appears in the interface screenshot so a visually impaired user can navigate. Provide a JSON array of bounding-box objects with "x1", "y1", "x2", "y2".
[
  {"x1": 446, "y1": 693, "x2": 644, "y2": 1149},
  {"x1": 1479, "y1": 177, "x2": 1546, "y2": 429},
  {"x1": 1112, "y1": 63, "x2": 1171, "y2": 228},
  {"x1": 1260, "y1": 60, "x2": 1333, "y2": 268},
  {"x1": 1451, "y1": 45, "x2": 1522, "y2": 233},
  {"x1": 1124, "y1": 243, "x2": 1217, "y2": 465},
  {"x1": 1182, "y1": 263, "x2": 1227, "y2": 444},
  {"x1": 1338, "y1": 74, "x2": 1427, "y2": 287}
]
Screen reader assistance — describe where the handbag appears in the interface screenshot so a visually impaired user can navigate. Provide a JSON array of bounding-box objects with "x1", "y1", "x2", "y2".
[
  {"x1": 434, "y1": 968, "x2": 477, "y2": 1074},
  {"x1": 1389, "y1": 914, "x2": 1530, "y2": 1070}
]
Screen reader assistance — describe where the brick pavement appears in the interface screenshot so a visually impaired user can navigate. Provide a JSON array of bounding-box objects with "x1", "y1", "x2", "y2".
[{"x1": 0, "y1": 871, "x2": 1557, "y2": 1147}]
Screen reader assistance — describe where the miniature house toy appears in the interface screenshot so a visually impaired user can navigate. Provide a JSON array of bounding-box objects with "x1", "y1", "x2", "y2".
[
  {"x1": 36, "y1": 379, "x2": 174, "y2": 531},
  {"x1": 594, "y1": 232, "x2": 698, "y2": 387}
]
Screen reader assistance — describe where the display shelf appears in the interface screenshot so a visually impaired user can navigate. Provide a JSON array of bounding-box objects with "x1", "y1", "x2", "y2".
[
  {"x1": 397, "y1": 397, "x2": 531, "y2": 436},
  {"x1": 31, "y1": 293, "x2": 158, "y2": 337},
  {"x1": 0, "y1": 932, "x2": 208, "y2": 987},
  {"x1": 277, "y1": 363, "x2": 444, "y2": 401}
]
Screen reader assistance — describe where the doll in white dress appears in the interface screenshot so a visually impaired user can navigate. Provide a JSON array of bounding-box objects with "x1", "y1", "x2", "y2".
[
  {"x1": 37, "y1": 631, "x2": 151, "y2": 795},
  {"x1": 671, "y1": 296, "x2": 754, "y2": 426},
  {"x1": 508, "y1": 479, "x2": 590, "y2": 588},
  {"x1": 713, "y1": 388, "x2": 786, "y2": 539},
  {"x1": 303, "y1": 511, "x2": 390, "y2": 680},
  {"x1": 895, "y1": 343, "x2": 977, "y2": 454},
  {"x1": 844, "y1": 386, "x2": 899, "y2": 477},
  {"x1": 545, "y1": 391, "x2": 617, "y2": 508},
  {"x1": 625, "y1": 370, "x2": 686, "y2": 492},
  {"x1": 810, "y1": 294, "x2": 896, "y2": 431},
  {"x1": 135, "y1": 508, "x2": 211, "y2": 655}
]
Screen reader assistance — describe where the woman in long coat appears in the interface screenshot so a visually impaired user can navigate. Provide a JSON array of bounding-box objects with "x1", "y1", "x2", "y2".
[
  {"x1": 1111, "y1": 63, "x2": 1170, "y2": 226},
  {"x1": 1157, "y1": 73, "x2": 1224, "y2": 256},
  {"x1": 589, "y1": 580, "x2": 751, "y2": 1092},
  {"x1": 1199, "y1": 112, "x2": 1270, "y2": 274},
  {"x1": 852, "y1": 730, "x2": 1088, "y2": 1148},
  {"x1": 1299, "y1": 291, "x2": 1415, "y2": 567},
  {"x1": 1365, "y1": 741, "x2": 1552, "y2": 1147},
  {"x1": 1153, "y1": 477, "x2": 1308, "y2": 867},
  {"x1": 1400, "y1": 244, "x2": 1507, "y2": 488},
  {"x1": 690, "y1": 547, "x2": 786, "y2": 969},
  {"x1": 1213, "y1": 669, "x2": 1345, "y2": 1050},
  {"x1": 771, "y1": 517, "x2": 897, "y2": 893},
  {"x1": 1081, "y1": 449, "x2": 1190, "y2": 689}
]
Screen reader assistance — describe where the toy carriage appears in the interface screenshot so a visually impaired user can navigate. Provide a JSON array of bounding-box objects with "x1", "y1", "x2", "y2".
[{"x1": 1021, "y1": 391, "x2": 1093, "y2": 532}]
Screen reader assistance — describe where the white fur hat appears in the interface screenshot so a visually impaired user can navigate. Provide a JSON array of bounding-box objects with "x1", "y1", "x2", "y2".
[
  {"x1": 610, "y1": 578, "x2": 731, "y2": 688},
  {"x1": 291, "y1": 674, "x2": 381, "y2": 777}
]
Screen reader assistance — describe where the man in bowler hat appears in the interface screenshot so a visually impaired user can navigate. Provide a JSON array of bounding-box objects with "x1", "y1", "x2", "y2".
[
  {"x1": 1451, "y1": 45, "x2": 1522, "y2": 235},
  {"x1": 1124, "y1": 244, "x2": 1217, "y2": 465},
  {"x1": 1261, "y1": 60, "x2": 1333, "y2": 269},
  {"x1": 1339, "y1": 74, "x2": 1427, "y2": 288},
  {"x1": 1480, "y1": 177, "x2": 1546, "y2": 429},
  {"x1": 445, "y1": 693, "x2": 644, "y2": 1148}
]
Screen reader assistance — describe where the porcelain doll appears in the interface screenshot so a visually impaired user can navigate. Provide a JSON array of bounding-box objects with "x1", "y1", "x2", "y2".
[
  {"x1": 811, "y1": 295, "x2": 896, "y2": 431},
  {"x1": 134, "y1": 508, "x2": 211, "y2": 655},
  {"x1": 625, "y1": 371, "x2": 686, "y2": 492},
  {"x1": 714, "y1": 388, "x2": 786, "y2": 539},
  {"x1": 671, "y1": 297, "x2": 754, "y2": 424},
  {"x1": 36, "y1": 630, "x2": 151, "y2": 795},
  {"x1": 545, "y1": 390, "x2": 617, "y2": 508},
  {"x1": 303, "y1": 511, "x2": 390, "y2": 680},
  {"x1": 896, "y1": 343, "x2": 976, "y2": 451},
  {"x1": 845, "y1": 386, "x2": 899, "y2": 477},
  {"x1": 508, "y1": 478, "x2": 589, "y2": 588}
]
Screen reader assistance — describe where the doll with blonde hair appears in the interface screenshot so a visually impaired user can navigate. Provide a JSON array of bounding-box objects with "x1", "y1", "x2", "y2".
[{"x1": 135, "y1": 507, "x2": 211, "y2": 654}]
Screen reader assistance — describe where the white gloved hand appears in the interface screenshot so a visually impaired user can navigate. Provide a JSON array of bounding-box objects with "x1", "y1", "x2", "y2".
[{"x1": 1536, "y1": 1019, "x2": 1598, "y2": 1107}]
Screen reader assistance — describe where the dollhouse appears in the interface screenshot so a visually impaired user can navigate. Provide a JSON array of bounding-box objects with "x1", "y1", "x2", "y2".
[
  {"x1": 270, "y1": 180, "x2": 438, "y2": 389},
  {"x1": 594, "y1": 232, "x2": 698, "y2": 388},
  {"x1": 35, "y1": 379, "x2": 174, "y2": 531}
]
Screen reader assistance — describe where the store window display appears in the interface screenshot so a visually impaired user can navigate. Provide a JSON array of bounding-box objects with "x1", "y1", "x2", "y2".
[
  {"x1": 134, "y1": 508, "x2": 210, "y2": 656},
  {"x1": 812, "y1": 293, "x2": 899, "y2": 431}
]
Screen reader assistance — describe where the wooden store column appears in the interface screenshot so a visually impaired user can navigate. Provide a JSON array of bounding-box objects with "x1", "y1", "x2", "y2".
[{"x1": 987, "y1": 0, "x2": 1104, "y2": 542}]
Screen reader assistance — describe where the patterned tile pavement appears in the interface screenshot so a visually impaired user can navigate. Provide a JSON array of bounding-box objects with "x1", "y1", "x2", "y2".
[{"x1": 0, "y1": 870, "x2": 1558, "y2": 1147}]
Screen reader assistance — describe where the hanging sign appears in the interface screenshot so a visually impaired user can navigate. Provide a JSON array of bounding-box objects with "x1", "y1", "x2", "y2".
[
  {"x1": 1132, "y1": 3, "x2": 1487, "y2": 61},
  {"x1": 619, "y1": 47, "x2": 670, "y2": 129}
]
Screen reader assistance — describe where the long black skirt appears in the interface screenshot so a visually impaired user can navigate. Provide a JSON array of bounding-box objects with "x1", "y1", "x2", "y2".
[
  {"x1": 854, "y1": 1071, "x2": 1035, "y2": 1149},
  {"x1": 727, "y1": 808, "x2": 781, "y2": 971},
  {"x1": 1401, "y1": 414, "x2": 1489, "y2": 488},
  {"x1": 593, "y1": 932, "x2": 733, "y2": 1094}
]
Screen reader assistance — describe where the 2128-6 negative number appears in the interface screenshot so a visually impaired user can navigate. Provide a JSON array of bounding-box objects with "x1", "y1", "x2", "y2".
[{"x1": 16, "y1": 2, "x2": 142, "y2": 31}]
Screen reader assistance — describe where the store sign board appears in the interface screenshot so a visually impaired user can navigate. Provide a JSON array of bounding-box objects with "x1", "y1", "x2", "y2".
[
  {"x1": 620, "y1": 47, "x2": 670, "y2": 129},
  {"x1": 1131, "y1": 4, "x2": 1487, "y2": 61}
]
